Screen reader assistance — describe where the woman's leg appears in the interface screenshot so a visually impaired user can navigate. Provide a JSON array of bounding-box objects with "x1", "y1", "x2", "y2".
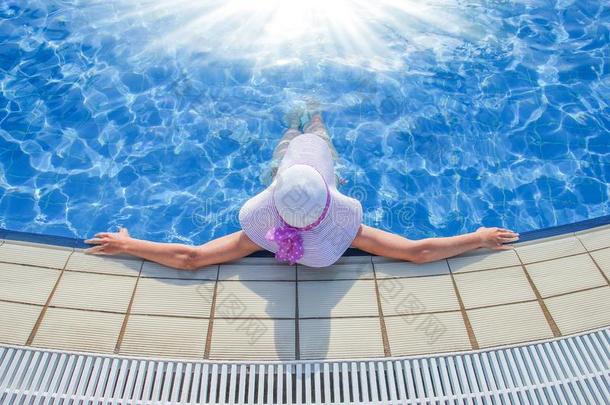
[
  {"x1": 303, "y1": 114, "x2": 327, "y2": 137},
  {"x1": 302, "y1": 113, "x2": 345, "y2": 187},
  {"x1": 267, "y1": 128, "x2": 302, "y2": 181},
  {"x1": 273, "y1": 128, "x2": 302, "y2": 160},
  {"x1": 303, "y1": 114, "x2": 338, "y2": 158}
]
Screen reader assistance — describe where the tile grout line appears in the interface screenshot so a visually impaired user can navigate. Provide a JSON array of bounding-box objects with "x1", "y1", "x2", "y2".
[
  {"x1": 513, "y1": 247, "x2": 588, "y2": 266},
  {"x1": 542, "y1": 284, "x2": 608, "y2": 300},
  {"x1": 585, "y1": 245, "x2": 610, "y2": 254},
  {"x1": 384, "y1": 299, "x2": 531, "y2": 316},
  {"x1": 113, "y1": 260, "x2": 145, "y2": 354},
  {"x1": 9, "y1": 282, "x2": 606, "y2": 320},
  {"x1": 0, "y1": 299, "x2": 45, "y2": 307},
  {"x1": 203, "y1": 264, "x2": 221, "y2": 359},
  {"x1": 575, "y1": 238, "x2": 610, "y2": 286},
  {"x1": 0, "y1": 259, "x2": 67, "y2": 272},
  {"x1": 25, "y1": 250, "x2": 75, "y2": 346},
  {"x1": 513, "y1": 249, "x2": 561, "y2": 337},
  {"x1": 294, "y1": 264, "x2": 300, "y2": 360},
  {"x1": 219, "y1": 279, "x2": 301, "y2": 283},
  {"x1": 446, "y1": 259, "x2": 479, "y2": 350},
  {"x1": 9, "y1": 303, "x2": 216, "y2": 318},
  {"x1": 0, "y1": 258, "x2": 150, "y2": 278},
  {"x1": 57, "y1": 267, "x2": 141, "y2": 278},
  {"x1": 448, "y1": 250, "x2": 602, "y2": 275},
  {"x1": 371, "y1": 255, "x2": 391, "y2": 357},
  {"x1": 353, "y1": 245, "x2": 610, "y2": 279}
]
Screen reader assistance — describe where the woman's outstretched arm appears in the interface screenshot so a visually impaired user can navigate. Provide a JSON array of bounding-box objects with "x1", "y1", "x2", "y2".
[
  {"x1": 85, "y1": 228, "x2": 263, "y2": 270},
  {"x1": 351, "y1": 225, "x2": 519, "y2": 264}
]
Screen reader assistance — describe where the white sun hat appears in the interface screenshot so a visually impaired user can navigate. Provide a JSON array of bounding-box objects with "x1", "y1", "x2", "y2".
[{"x1": 239, "y1": 134, "x2": 363, "y2": 267}]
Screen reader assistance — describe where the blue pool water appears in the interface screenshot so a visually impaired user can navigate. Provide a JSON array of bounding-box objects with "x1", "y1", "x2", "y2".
[{"x1": 0, "y1": 0, "x2": 609, "y2": 244}]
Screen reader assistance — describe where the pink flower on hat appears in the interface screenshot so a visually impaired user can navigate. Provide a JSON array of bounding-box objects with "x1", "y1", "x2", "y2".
[{"x1": 265, "y1": 225, "x2": 304, "y2": 265}]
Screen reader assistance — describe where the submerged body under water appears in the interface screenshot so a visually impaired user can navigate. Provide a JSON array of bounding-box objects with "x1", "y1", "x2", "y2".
[{"x1": 0, "y1": 0, "x2": 609, "y2": 244}]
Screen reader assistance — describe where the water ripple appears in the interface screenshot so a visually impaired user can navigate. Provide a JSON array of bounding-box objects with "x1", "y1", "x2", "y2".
[{"x1": 0, "y1": 0, "x2": 608, "y2": 243}]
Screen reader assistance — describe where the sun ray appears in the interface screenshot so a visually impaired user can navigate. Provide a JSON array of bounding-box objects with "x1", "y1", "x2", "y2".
[{"x1": 76, "y1": 0, "x2": 496, "y2": 70}]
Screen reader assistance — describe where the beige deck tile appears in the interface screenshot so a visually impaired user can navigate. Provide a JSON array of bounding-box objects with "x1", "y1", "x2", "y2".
[
  {"x1": 298, "y1": 280, "x2": 378, "y2": 318},
  {"x1": 141, "y1": 261, "x2": 217, "y2": 280},
  {"x1": 515, "y1": 236, "x2": 585, "y2": 264},
  {"x1": 0, "y1": 262, "x2": 60, "y2": 305},
  {"x1": 299, "y1": 317, "x2": 384, "y2": 359},
  {"x1": 590, "y1": 247, "x2": 610, "y2": 280},
  {"x1": 454, "y1": 266, "x2": 536, "y2": 309},
  {"x1": 0, "y1": 301, "x2": 42, "y2": 345},
  {"x1": 374, "y1": 260, "x2": 450, "y2": 278},
  {"x1": 220, "y1": 264, "x2": 295, "y2": 281},
  {"x1": 120, "y1": 314, "x2": 208, "y2": 359},
  {"x1": 378, "y1": 275, "x2": 459, "y2": 316},
  {"x1": 67, "y1": 251, "x2": 142, "y2": 276},
  {"x1": 209, "y1": 318, "x2": 295, "y2": 360},
  {"x1": 544, "y1": 287, "x2": 610, "y2": 335},
  {"x1": 215, "y1": 281, "x2": 295, "y2": 318},
  {"x1": 385, "y1": 311, "x2": 471, "y2": 356},
  {"x1": 525, "y1": 254, "x2": 607, "y2": 298},
  {"x1": 467, "y1": 301, "x2": 554, "y2": 348},
  {"x1": 131, "y1": 278, "x2": 214, "y2": 318},
  {"x1": 0, "y1": 241, "x2": 72, "y2": 269},
  {"x1": 32, "y1": 307, "x2": 123, "y2": 353},
  {"x1": 297, "y1": 260, "x2": 374, "y2": 280},
  {"x1": 448, "y1": 249, "x2": 521, "y2": 273},
  {"x1": 576, "y1": 225, "x2": 610, "y2": 251},
  {"x1": 50, "y1": 271, "x2": 136, "y2": 313}
]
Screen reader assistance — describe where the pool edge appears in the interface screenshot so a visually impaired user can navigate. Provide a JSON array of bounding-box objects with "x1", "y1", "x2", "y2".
[{"x1": 2, "y1": 213, "x2": 610, "y2": 254}]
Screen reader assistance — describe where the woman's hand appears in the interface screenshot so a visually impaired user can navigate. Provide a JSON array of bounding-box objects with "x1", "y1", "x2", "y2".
[
  {"x1": 476, "y1": 227, "x2": 519, "y2": 250},
  {"x1": 84, "y1": 227, "x2": 132, "y2": 255}
]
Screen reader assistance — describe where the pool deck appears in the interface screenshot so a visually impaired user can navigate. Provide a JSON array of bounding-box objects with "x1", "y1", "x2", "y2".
[{"x1": 1, "y1": 223, "x2": 609, "y2": 362}]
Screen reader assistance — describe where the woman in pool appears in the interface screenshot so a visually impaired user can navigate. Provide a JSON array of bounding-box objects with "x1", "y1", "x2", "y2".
[{"x1": 85, "y1": 110, "x2": 519, "y2": 269}]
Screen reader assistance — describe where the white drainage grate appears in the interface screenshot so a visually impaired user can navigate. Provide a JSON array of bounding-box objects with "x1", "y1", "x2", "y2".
[{"x1": 1, "y1": 328, "x2": 609, "y2": 404}]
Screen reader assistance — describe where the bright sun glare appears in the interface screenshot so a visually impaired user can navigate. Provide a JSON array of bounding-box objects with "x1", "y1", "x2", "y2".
[{"x1": 92, "y1": 0, "x2": 490, "y2": 70}]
